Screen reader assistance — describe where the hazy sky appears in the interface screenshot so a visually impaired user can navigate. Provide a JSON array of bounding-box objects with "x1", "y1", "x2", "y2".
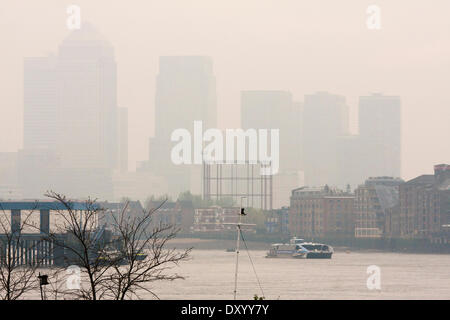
[{"x1": 1, "y1": 0, "x2": 449, "y2": 180}]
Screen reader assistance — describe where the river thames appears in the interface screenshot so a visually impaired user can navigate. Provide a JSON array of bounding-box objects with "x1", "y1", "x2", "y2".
[{"x1": 147, "y1": 249, "x2": 450, "y2": 300}]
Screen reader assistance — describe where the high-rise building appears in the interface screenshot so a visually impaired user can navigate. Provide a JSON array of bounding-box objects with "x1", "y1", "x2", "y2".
[
  {"x1": 358, "y1": 93, "x2": 401, "y2": 178},
  {"x1": 57, "y1": 24, "x2": 118, "y2": 170},
  {"x1": 241, "y1": 91, "x2": 301, "y2": 172},
  {"x1": 21, "y1": 24, "x2": 118, "y2": 199},
  {"x1": 23, "y1": 56, "x2": 58, "y2": 151},
  {"x1": 118, "y1": 108, "x2": 128, "y2": 173},
  {"x1": 302, "y1": 92, "x2": 349, "y2": 187},
  {"x1": 144, "y1": 56, "x2": 217, "y2": 197},
  {"x1": 240, "y1": 91, "x2": 302, "y2": 208},
  {"x1": 335, "y1": 135, "x2": 365, "y2": 189},
  {"x1": 154, "y1": 56, "x2": 217, "y2": 141}
]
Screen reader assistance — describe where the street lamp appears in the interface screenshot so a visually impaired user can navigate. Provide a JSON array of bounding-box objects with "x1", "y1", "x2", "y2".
[
  {"x1": 233, "y1": 196, "x2": 247, "y2": 300},
  {"x1": 38, "y1": 273, "x2": 49, "y2": 300}
]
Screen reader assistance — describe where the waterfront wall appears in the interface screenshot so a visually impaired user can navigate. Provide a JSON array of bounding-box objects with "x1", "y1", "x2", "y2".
[{"x1": 177, "y1": 232, "x2": 450, "y2": 253}]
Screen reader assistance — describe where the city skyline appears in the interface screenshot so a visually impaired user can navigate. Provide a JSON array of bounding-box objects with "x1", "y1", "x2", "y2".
[
  {"x1": 1, "y1": 1, "x2": 449, "y2": 182},
  {"x1": 0, "y1": 2, "x2": 449, "y2": 304},
  {"x1": 0, "y1": 21, "x2": 441, "y2": 201}
]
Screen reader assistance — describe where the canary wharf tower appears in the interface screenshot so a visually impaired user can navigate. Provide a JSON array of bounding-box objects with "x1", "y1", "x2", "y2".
[
  {"x1": 143, "y1": 56, "x2": 217, "y2": 197},
  {"x1": 22, "y1": 23, "x2": 118, "y2": 199}
]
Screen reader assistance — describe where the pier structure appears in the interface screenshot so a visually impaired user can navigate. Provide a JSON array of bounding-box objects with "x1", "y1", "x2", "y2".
[{"x1": 0, "y1": 200, "x2": 101, "y2": 267}]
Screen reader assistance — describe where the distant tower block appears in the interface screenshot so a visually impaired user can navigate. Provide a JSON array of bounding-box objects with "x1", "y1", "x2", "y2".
[
  {"x1": 359, "y1": 93, "x2": 401, "y2": 178},
  {"x1": 118, "y1": 108, "x2": 128, "y2": 173},
  {"x1": 202, "y1": 161, "x2": 273, "y2": 210}
]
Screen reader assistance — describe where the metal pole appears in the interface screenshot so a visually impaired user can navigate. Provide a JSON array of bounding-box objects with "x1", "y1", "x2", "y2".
[
  {"x1": 39, "y1": 272, "x2": 44, "y2": 300},
  {"x1": 233, "y1": 211, "x2": 241, "y2": 300},
  {"x1": 233, "y1": 197, "x2": 246, "y2": 300}
]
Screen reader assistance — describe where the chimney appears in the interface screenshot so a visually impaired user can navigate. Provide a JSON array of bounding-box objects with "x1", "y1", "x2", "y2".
[{"x1": 434, "y1": 164, "x2": 450, "y2": 184}]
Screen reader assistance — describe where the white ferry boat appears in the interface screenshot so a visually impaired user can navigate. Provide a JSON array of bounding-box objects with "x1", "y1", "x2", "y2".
[
  {"x1": 266, "y1": 237, "x2": 333, "y2": 259},
  {"x1": 265, "y1": 243, "x2": 308, "y2": 259}
]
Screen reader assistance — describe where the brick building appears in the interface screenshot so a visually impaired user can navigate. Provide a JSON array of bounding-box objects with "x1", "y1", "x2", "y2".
[
  {"x1": 289, "y1": 186, "x2": 354, "y2": 238},
  {"x1": 399, "y1": 164, "x2": 450, "y2": 240},
  {"x1": 354, "y1": 177, "x2": 403, "y2": 238}
]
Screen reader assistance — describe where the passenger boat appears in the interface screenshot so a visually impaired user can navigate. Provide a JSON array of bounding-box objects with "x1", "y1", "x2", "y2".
[
  {"x1": 266, "y1": 243, "x2": 308, "y2": 259},
  {"x1": 266, "y1": 237, "x2": 333, "y2": 259},
  {"x1": 297, "y1": 242, "x2": 333, "y2": 259}
]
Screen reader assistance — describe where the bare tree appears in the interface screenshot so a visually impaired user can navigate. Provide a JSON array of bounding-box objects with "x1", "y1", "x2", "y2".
[
  {"x1": 42, "y1": 191, "x2": 190, "y2": 300},
  {"x1": 104, "y1": 200, "x2": 191, "y2": 299},
  {"x1": 0, "y1": 204, "x2": 41, "y2": 300},
  {"x1": 42, "y1": 191, "x2": 119, "y2": 300}
]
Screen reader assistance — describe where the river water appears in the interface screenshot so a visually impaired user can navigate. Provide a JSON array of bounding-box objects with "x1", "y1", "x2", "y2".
[{"x1": 145, "y1": 249, "x2": 450, "y2": 300}]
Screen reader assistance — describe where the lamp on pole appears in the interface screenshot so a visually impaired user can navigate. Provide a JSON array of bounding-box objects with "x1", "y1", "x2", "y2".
[
  {"x1": 233, "y1": 196, "x2": 246, "y2": 300},
  {"x1": 38, "y1": 273, "x2": 49, "y2": 300}
]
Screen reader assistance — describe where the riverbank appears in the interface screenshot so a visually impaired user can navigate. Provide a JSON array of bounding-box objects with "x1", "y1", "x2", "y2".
[
  {"x1": 167, "y1": 238, "x2": 406, "y2": 253},
  {"x1": 169, "y1": 234, "x2": 450, "y2": 254},
  {"x1": 166, "y1": 237, "x2": 382, "y2": 253}
]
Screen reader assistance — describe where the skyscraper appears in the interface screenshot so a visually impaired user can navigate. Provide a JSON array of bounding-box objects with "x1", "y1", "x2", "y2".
[
  {"x1": 241, "y1": 90, "x2": 301, "y2": 172},
  {"x1": 21, "y1": 24, "x2": 118, "y2": 199},
  {"x1": 154, "y1": 56, "x2": 217, "y2": 140},
  {"x1": 359, "y1": 93, "x2": 401, "y2": 178},
  {"x1": 23, "y1": 55, "x2": 58, "y2": 151},
  {"x1": 57, "y1": 24, "x2": 118, "y2": 170},
  {"x1": 335, "y1": 134, "x2": 366, "y2": 188},
  {"x1": 302, "y1": 92, "x2": 349, "y2": 187},
  {"x1": 144, "y1": 56, "x2": 217, "y2": 197},
  {"x1": 118, "y1": 108, "x2": 128, "y2": 173},
  {"x1": 240, "y1": 91, "x2": 302, "y2": 208}
]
